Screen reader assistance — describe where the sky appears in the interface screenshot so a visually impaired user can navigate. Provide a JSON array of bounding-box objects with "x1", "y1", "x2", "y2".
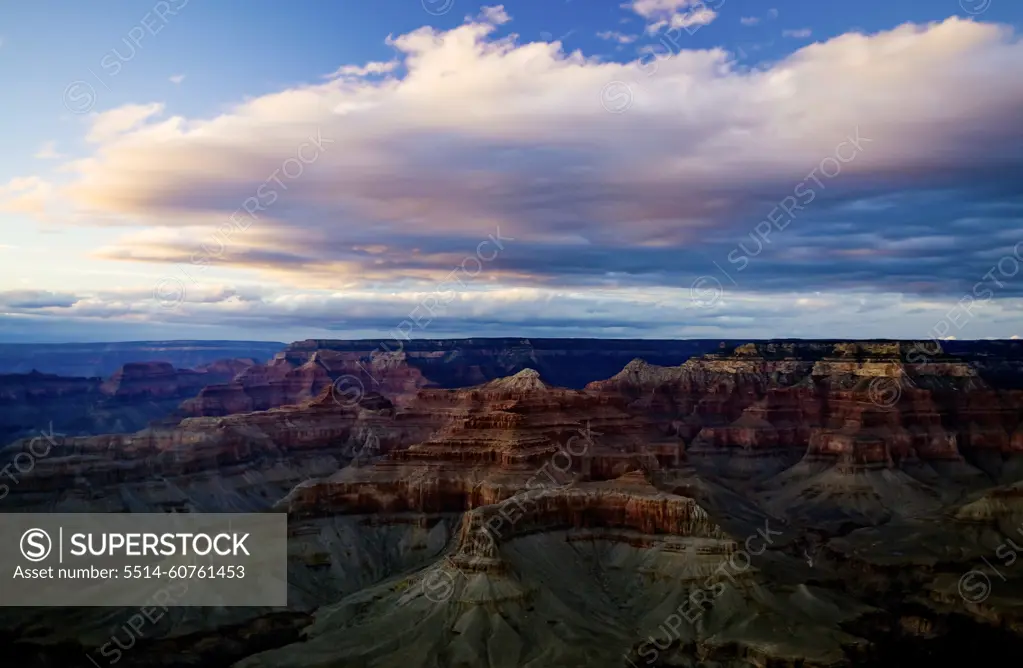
[{"x1": 1, "y1": 0, "x2": 1022, "y2": 343}]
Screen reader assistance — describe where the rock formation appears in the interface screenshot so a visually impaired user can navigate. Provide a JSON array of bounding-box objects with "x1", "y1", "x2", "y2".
[
  {"x1": 178, "y1": 349, "x2": 433, "y2": 417},
  {"x1": 590, "y1": 341, "x2": 1023, "y2": 477},
  {"x1": 0, "y1": 358, "x2": 258, "y2": 447},
  {"x1": 276, "y1": 368, "x2": 680, "y2": 519},
  {"x1": 6, "y1": 339, "x2": 1023, "y2": 667},
  {"x1": 177, "y1": 338, "x2": 732, "y2": 418}
]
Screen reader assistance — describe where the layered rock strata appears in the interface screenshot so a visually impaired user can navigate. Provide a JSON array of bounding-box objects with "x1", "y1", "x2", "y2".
[
  {"x1": 177, "y1": 338, "x2": 731, "y2": 418},
  {"x1": 0, "y1": 389, "x2": 407, "y2": 511},
  {"x1": 276, "y1": 369, "x2": 681, "y2": 519},
  {"x1": 0, "y1": 359, "x2": 257, "y2": 446},
  {"x1": 589, "y1": 342, "x2": 1023, "y2": 476},
  {"x1": 178, "y1": 349, "x2": 433, "y2": 417},
  {"x1": 6, "y1": 347, "x2": 1023, "y2": 666}
]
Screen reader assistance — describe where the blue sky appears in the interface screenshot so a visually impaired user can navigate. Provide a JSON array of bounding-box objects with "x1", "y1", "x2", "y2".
[{"x1": 1, "y1": 0, "x2": 1022, "y2": 343}]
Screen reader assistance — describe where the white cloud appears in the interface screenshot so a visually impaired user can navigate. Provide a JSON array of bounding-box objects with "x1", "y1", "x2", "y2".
[
  {"x1": 22, "y1": 15, "x2": 1023, "y2": 314},
  {"x1": 783, "y1": 28, "x2": 813, "y2": 38},
  {"x1": 169, "y1": 74, "x2": 186, "y2": 84},
  {"x1": 478, "y1": 5, "x2": 511, "y2": 25},
  {"x1": 626, "y1": 0, "x2": 693, "y2": 18},
  {"x1": 768, "y1": 8, "x2": 779, "y2": 19},
  {"x1": 33, "y1": 141, "x2": 65, "y2": 160},
  {"x1": 596, "y1": 30, "x2": 638, "y2": 44},
  {"x1": 8, "y1": 284, "x2": 1023, "y2": 341},
  {"x1": 740, "y1": 16, "x2": 760, "y2": 26},
  {"x1": 86, "y1": 103, "x2": 165, "y2": 143},
  {"x1": 326, "y1": 60, "x2": 400, "y2": 79},
  {"x1": 624, "y1": 0, "x2": 718, "y2": 35},
  {"x1": 646, "y1": 7, "x2": 717, "y2": 34}
]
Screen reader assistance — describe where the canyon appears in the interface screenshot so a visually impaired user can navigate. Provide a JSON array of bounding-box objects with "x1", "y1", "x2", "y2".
[
  {"x1": 0, "y1": 359, "x2": 258, "y2": 447},
  {"x1": 175, "y1": 338, "x2": 736, "y2": 417},
  {"x1": 0, "y1": 341, "x2": 283, "y2": 377},
  {"x1": 0, "y1": 338, "x2": 730, "y2": 446},
  {"x1": 3, "y1": 339, "x2": 1023, "y2": 666}
]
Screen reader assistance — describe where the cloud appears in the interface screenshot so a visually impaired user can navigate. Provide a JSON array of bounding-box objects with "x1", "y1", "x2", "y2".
[
  {"x1": 33, "y1": 141, "x2": 65, "y2": 160},
  {"x1": 169, "y1": 74, "x2": 186, "y2": 84},
  {"x1": 0, "y1": 176, "x2": 54, "y2": 216},
  {"x1": 783, "y1": 28, "x2": 813, "y2": 38},
  {"x1": 22, "y1": 15, "x2": 1023, "y2": 338},
  {"x1": 740, "y1": 16, "x2": 760, "y2": 26},
  {"x1": 5, "y1": 285, "x2": 1023, "y2": 341},
  {"x1": 325, "y1": 60, "x2": 400, "y2": 79},
  {"x1": 623, "y1": 0, "x2": 719, "y2": 35},
  {"x1": 596, "y1": 30, "x2": 639, "y2": 44},
  {"x1": 768, "y1": 8, "x2": 779, "y2": 19},
  {"x1": 85, "y1": 102, "x2": 165, "y2": 143},
  {"x1": 0, "y1": 290, "x2": 79, "y2": 309},
  {"x1": 478, "y1": 5, "x2": 511, "y2": 26},
  {"x1": 626, "y1": 0, "x2": 697, "y2": 18}
]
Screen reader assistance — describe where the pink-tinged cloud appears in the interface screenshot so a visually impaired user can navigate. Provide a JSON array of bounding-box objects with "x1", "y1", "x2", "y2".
[{"x1": 8, "y1": 14, "x2": 1022, "y2": 308}]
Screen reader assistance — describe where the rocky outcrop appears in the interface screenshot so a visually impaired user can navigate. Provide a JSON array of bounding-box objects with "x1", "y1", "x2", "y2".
[
  {"x1": 590, "y1": 342, "x2": 1023, "y2": 476},
  {"x1": 99, "y1": 359, "x2": 255, "y2": 400},
  {"x1": 178, "y1": 349, "x2": 434, "y2": 417},
  {"x1": 0, "y1": 359, "x2": 257, "y2": 447},
  {"x1": 451, "y1": 472, "x2": 732, "y2": 562},
  {"x1": 0, "y1": 388, "x2": 403, "y2": 511},
  {"x1": 177, "y1": 338, "x2": 730, "y2": 418},
  {"x1": 276, "y1": 369, "x2": 681, "y2": 519},
  {"x1": 7, "y1": 340, "x2": 1023, "y2": 667}
]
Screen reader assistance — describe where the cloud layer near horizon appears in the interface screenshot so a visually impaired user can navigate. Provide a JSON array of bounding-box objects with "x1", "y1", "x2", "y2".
[{"x1": 3, "y1": 9, "x2": 1023, "y2": 339}]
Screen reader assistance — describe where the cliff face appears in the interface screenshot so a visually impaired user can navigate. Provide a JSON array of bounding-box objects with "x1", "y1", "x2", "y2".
[
  {"x1": 177, "y1": 338, "x2": 731, "y2": 418},
  {"x1": 0, "y1": 389, "x2": 402, "y2": 509},
  {"x1": 99, "y1": 359, "x2": 256, "y2": 399},
  {"x1": 0, "y1": 358, "x2": 256, "y2": 446},
  {"x1": 276, "y1": 368, "x2": 681, "y2": 519},
  {"x1": 588, "y1": 341, "x2": 1023, "y2": 473},
  {"x1": 286, "y1": 338, "x2": 731, "y2": 387},
  {"x1": 12, "y1": 341, "x2": 1021, "y2": 512},
  {"x1": 9, "y1": 342, "x2": 1023, "y2": 667},
  {"x1": 178, "y1": 349, "x2": 434, "y2": 417}
]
